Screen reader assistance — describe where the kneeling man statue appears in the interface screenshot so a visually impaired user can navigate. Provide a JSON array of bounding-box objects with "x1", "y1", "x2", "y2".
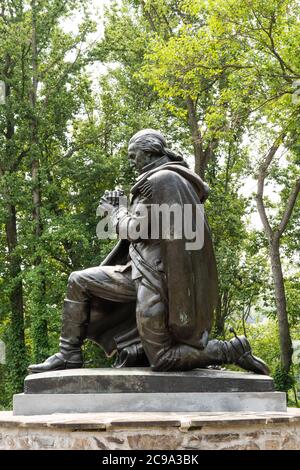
[{"x1": 29, "y1": 129, "x2": 269, "y2": 375}]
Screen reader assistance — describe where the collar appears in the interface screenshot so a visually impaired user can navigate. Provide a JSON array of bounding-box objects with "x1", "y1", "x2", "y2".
[{"x1": 137, "y1": 155, "x2": 171, "y2": 179}]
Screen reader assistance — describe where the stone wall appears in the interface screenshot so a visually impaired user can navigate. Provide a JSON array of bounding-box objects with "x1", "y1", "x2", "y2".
[{"x1": 0, "y1": 409, "x2": 300, "y2": 450}]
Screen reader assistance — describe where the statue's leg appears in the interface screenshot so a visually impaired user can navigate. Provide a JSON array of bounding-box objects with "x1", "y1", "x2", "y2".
[
  {"x1": 152, "y1": 340, "x2": 269, "y2": 375},
  {"x1": 135, "y1": 279, "x2": 173, "y2": 366},
  {"x1": 66, "y1": 266, "x2": 136, "y2": 303},
  {"x1": 136, "y1": 281, "x2": 269, "y2": 375},
  {"x1": 28, "y1": 266, "x2": 136, "y2": 373}
]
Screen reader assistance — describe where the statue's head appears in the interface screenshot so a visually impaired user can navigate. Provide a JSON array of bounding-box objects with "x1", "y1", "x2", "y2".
[{"x1": 128, "y1": 128, "x2": 184, "y2": 172}]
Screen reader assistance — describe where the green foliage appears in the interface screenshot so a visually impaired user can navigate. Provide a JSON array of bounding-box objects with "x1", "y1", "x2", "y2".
[
  {"x1": 83, "y1": 342, "x2": 115, "y2": 369},
  {"x1": 273, "y1": 365, "x2": 295, "y2": 393},
  {"x1": 0, "y1": 0, "x2": 114, "y2": 406},
  {"x1": 226, "y1": 319, "x2": 281, "y2": 375},
  {"x1": 224, "y1": 318, "x2": 300, "y2": 398},
  {"x1": 0, "y1": 0, "x2": 299, "y2": 406}
]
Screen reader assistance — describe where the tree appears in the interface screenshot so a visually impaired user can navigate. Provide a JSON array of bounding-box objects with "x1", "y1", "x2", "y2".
[
  {"x1": 0, "y1": 0, "x2": 98, "y2": 400},
  {"x1": 1, "y1": 0, "x2": 299, "y2": 404},
  {"x1": 135, "y1": 1, "x2": 300, "y2": 367},
  {"x1": 207, "y1": 0, "x2": 300, "y2": 373},
  {"x1": 256, "y1": 134, "x2": 300, "y2": 373}
]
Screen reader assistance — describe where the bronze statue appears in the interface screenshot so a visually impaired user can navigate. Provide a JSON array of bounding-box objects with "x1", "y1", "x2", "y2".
[{"x1": 28, "y1": 129, "x2": 269, "y2": 375}]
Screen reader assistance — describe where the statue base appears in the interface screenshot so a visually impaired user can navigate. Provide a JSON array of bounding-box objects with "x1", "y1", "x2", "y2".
[
  {"x1": 13, "y1": 368, "x2": 286, "y2": 415},
  {"x1": 2, "y1": 407, "x2": 300, "y2": 449}
]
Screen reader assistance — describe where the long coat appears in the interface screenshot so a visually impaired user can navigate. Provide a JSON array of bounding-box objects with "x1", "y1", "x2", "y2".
[{"x1": 86, "y1": 161, "x2": 218, "y2": 357}]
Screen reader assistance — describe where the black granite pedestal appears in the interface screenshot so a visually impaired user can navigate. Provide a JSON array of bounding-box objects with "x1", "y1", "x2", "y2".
[{"x1": 13, "y1": 368, "x2": 286, "y2": 415}]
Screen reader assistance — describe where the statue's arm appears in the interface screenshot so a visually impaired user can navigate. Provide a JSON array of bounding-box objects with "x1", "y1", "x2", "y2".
[
  {"x1": 108, "y1": 179, "x2": 152, "y2": 242},
  {"x1": 111, "y1": 197, "x2": 151, "y2": 242}
]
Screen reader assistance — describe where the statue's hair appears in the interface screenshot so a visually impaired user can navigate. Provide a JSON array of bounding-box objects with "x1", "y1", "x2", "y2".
[{"x1": 129, "y1": 129, "x2": 186, "y2": 164}]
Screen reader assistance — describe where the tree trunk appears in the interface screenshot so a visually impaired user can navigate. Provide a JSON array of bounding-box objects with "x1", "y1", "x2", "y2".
[
  {"x1": 2, "y1": 55, "x2": 26, "y2": 393},
  {"x1": 186, "y1": 96, "x2": 206, "y2": 178},
  {"x1": 30, "y1": 0, "x2": 42, "y2": 243},
  {"x1": 269, "y1": 237, "x2": 293, "y2": 373},
  {"x1": 30, "y1": 1, "x2": 49, "y2": 361},
  {"x1": 256, "y1": 136, "x2": 298, "y2": 376},
  {"x1": 5, "y1": 204, "x2": 27, "y2": 392},
  {"x1": 214, "y1": 293, "x2": 225, "y2": 338}
]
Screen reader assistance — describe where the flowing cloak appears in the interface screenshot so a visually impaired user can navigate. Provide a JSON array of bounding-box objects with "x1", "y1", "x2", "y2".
[{"x1": 86, "y1": 162, "x2": 218, "y2": 357}]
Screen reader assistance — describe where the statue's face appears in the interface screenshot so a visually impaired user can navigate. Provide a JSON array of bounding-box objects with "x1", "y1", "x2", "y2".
[{"x1": 128, "y1": 143, "x2": 153, "y2": 171}]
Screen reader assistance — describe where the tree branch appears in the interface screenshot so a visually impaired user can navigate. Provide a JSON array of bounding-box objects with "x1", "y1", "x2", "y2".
[
  {"x1": 255, "y1": 134, "x2": 285, "y2": 240},
  {"x1": 12, "y1": 149, "x2": 29, "y2": 171},
  {"x1": 140, "y1": 0, "x2": 157, "y2": 32},
  {"x1": 44, "y1": 138, "x2": 98, "y2": 171},
  {"x1": 277, "y1": 178, "x2": 300, "y2": 237}
]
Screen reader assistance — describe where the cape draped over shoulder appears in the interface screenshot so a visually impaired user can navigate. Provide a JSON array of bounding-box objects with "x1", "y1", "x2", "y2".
[{"x1": 86, "y1": 162, "x2": 218, "y2": 356}]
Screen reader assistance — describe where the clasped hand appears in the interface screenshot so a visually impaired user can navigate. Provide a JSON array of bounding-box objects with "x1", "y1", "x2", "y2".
[{"x1": 99, "y1": 188, "x2": 125, "y2": 212}]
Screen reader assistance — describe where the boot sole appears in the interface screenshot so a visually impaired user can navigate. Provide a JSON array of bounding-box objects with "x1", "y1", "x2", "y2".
[{"x1": 28, "y1": 363, "x2": 83, "y2": 374}]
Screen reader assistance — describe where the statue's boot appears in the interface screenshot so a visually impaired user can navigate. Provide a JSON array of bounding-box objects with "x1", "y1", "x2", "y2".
[
  {"x1": 28, "y1": 299, "x2": 89, "y2": 374},
  {"x1": 113, "y1": 343, "x2": 150, "y2": 368},
  {"x1": 151, "y1": 335, "x2": 270, "y2": 375},
  {"x1": 220, "y1": 334, "x2": 269, "y2": 375}
]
